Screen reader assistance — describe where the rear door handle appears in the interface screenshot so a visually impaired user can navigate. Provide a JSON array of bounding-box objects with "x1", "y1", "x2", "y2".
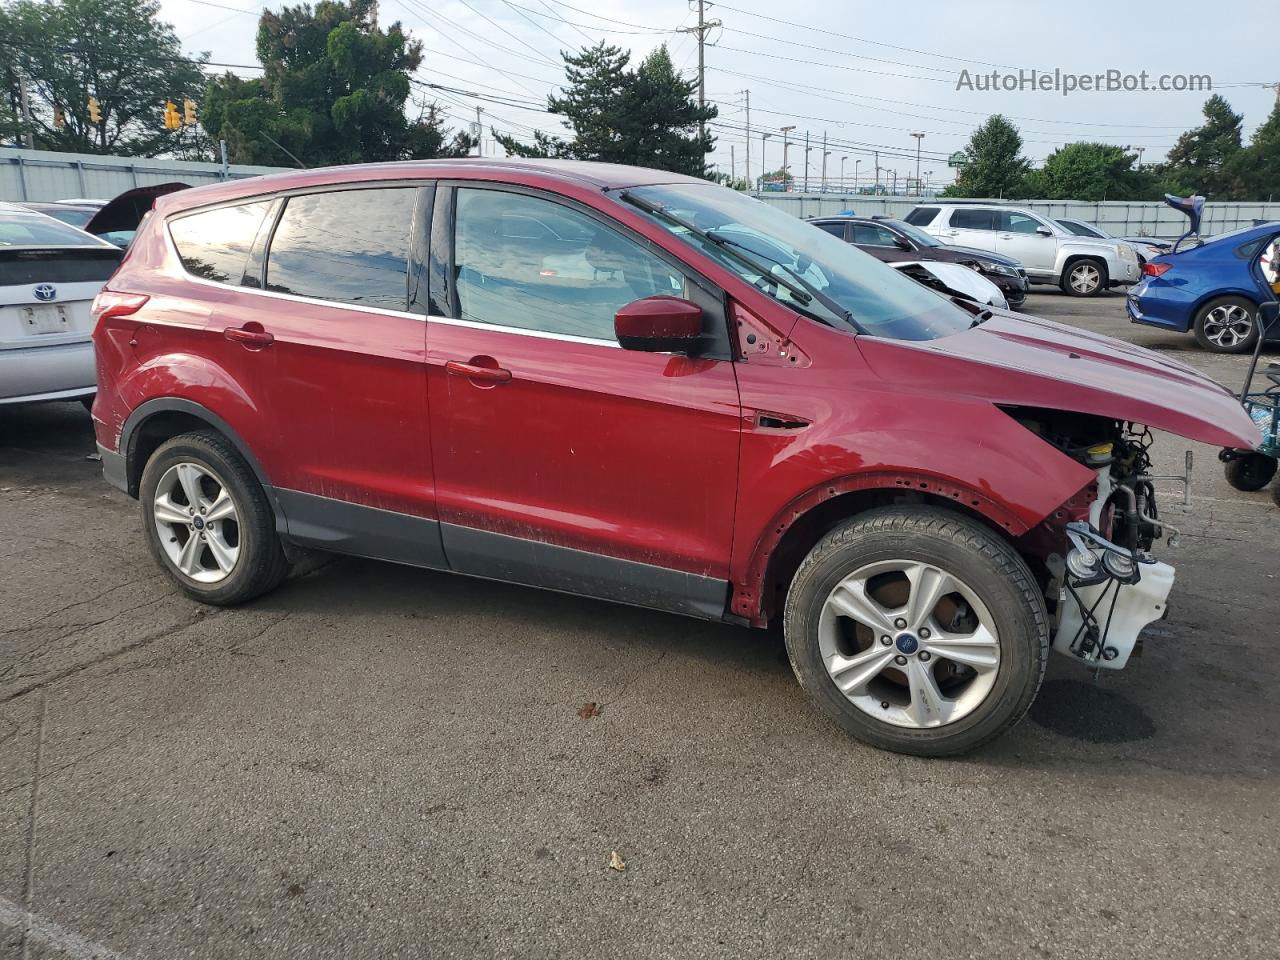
[
  {"x1": 445, "y1": 359, "x2": 511, "y2": 384},
  {"x1": 223, "y1": 325, "x2": 274, "y2": 348}
]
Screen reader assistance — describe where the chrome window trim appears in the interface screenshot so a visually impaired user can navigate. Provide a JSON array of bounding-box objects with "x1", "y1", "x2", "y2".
[{"x1": 426, "y1": 312, "x2": 620, "y2": 349}]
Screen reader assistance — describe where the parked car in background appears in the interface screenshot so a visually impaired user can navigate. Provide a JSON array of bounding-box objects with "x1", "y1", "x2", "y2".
[
  {"x1": 1127, "y1": 222, "x2": 1280, "y2": 353},
  {"x1": 21, "y1": 200, "x2": 135, "y2": 249},
  {"x1": 889, "y1": 259, "x2": 1009, "y2": 309},
  {"x1": 90, "y1": 159, "x2": 1260, "y2": 757},
  {"x1": 905, "y1": 203, "x2": 1140, "y2": 296},
  {"x1": 810, "y1": 214, "x2": 1028, "y2": 307},
  {"x1": 0, "y1": 201, "x2": 123, "y2": 406},
  {"x1": 1053, "y1": 217, "x2": 1170, "y2": 263}
]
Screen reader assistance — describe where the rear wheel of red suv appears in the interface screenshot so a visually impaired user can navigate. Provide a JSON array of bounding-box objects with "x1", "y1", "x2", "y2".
[
  {"x1": 139, "y1": 431, "x2": 289, "y2": 605},
  {"x1": 783, "y1": 507, "x2": 1048, "y2": 756}
]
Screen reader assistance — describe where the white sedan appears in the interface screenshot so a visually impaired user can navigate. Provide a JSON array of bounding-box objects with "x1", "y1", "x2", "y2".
[{"x1": 1, "y1": 202, "x2": 122, "y2": 406}]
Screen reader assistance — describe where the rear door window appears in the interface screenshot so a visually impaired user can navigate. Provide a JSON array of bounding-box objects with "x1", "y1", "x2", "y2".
[
  {"x1": 170, "y1": 201, "x2": 273, "y2": 284},
  {"x1": 949, "y1": 208, "x2": 996, "y2": 231},
  {"x1": 904, "y1": 207, "x2": 939, "y2": 226},
  {"x1": 265, "y1": 188, "x2": 415, "y2": 311}
]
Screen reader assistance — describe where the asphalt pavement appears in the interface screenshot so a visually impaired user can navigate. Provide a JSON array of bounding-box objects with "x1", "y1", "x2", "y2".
[{"x1": 1, "y1": 290, "x2": 1277, "y2": 960}]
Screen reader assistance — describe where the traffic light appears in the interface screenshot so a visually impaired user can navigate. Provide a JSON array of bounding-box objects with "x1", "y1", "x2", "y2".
[
  {"x1": 87, "y1": 96, "x2": 101, "y2": 125},
  {"x1": 53, "y1": 104, "x2": 66, "y2": 129},
  {"x1": 183, "y1": 98, "x2": 197, "y2": 127},
  {"x1": 163, "y1": 100, "x2": 181, "y2": 130}
]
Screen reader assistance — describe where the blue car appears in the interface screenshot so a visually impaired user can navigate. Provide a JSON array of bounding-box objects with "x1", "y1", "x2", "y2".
[{"x1": 1127, "y1": 222, "x2": 1280, "y2": 353}]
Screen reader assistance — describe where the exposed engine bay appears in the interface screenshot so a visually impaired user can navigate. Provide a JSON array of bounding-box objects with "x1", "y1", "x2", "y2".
[{"x1": 1009, "y1": 408, "x2": 1181, "y2": 670}]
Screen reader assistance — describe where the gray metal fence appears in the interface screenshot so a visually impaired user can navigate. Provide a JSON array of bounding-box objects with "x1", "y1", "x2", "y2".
[
  {"x1": 751, "y1": 193, "x2": 1280, "y2": 240},
  {"x1": 1, "y1": 147, "x2": 286, "y2": 202}
]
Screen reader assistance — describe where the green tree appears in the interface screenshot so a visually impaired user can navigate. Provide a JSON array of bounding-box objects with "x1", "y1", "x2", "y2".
[
  {"x1": 1031, "y1": 141, "x2": 1159, "y2": 201},
  {"x1": 494, "y1": 42, "x2": 716, "y2": 176},
  {"x1": 201, "y1": 0, "x2": 471, "y2": 166},
  {"x1": 1227, "y1": 99, "x2": 1280, "y2": 201},
  {"x1": 942, "y1": 115, "x2": 1031, "y2": 198},
  {"x1": 0, "y1": 0, "x2": 207, "y2": 156},
  {"x1": 1163, "y1": 94, "x2": 1244, "y2": 198}
]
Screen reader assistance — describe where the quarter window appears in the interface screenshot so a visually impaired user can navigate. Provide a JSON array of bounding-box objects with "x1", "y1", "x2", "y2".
[
  {"x1": 815, "y1": 222, "x2": 847, "y2": 239},
  {"x1": 265, "y1": 188, "x2": 414, "y2": 310},
  {"x1": 453, "y1": 188, "x2": 686, "y2": 340},
  {"x1": 949, "y1": 208, "x2": 996, "y2": 231},
  {"x1": 169, "y1": 201, "x2": 272, "y2": 284},
  {"x1": 904, "y1": 206, "x2": 939, "y2": 226}
]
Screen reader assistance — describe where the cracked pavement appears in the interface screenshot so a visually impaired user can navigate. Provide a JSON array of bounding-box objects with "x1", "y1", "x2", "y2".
[{"x1": 1, "y1": 292, "x2": 1278, "y2": 960}]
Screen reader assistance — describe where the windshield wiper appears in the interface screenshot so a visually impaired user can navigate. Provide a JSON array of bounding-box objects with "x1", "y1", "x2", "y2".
[
  {"x1": 703, "y1": 230, "x2": 857, "y2": 326},
  {"x1": 620, "y1": 191, "x2": 818, "y2": 308}
]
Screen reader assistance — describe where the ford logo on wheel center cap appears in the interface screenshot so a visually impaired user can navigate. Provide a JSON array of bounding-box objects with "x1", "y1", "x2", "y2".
[
  {"x1": 33, "y1": 284, "x2": 57, "y2": 302},
  {"x1": 895, "y1": 633, "x2": 919, "y2": 655}
]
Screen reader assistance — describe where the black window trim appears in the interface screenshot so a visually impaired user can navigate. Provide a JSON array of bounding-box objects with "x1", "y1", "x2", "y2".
[{"x1": 433, "y1": 179, "x2": 735, "y2": 361}]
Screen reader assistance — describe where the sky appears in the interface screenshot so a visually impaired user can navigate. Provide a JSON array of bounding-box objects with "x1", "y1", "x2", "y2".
[{"x1": 161, "y1": 0, "x2": 1278, "y2": 189}]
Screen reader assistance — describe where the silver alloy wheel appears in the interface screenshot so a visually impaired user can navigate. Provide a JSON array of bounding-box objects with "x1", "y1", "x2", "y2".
[
  {"x1": 1201, "y1": 303, "x2": 1254, "y2": 348},
  {"x1": 152, "y1": 462, "x2": 241, "y2": 583},
  {"x1": 817, "y1": 560, "x2": 1001, "y2": 729},
  {"x1": 1068, "y1": 262, "x2": 1101, "y2": 294}
]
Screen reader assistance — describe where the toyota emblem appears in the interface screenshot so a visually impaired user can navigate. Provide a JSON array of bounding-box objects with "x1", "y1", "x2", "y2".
[{"x1": 33, "y1": 284, "x2": 57, "y2": 302}]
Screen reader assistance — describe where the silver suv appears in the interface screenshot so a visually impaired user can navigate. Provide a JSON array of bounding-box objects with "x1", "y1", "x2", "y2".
[{"x1": 905, "y1": 203, "x2": 1140, "y2": 297}]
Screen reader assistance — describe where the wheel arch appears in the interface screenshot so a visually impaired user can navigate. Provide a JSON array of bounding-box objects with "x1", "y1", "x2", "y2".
[
  {"x1": 120, "y1": 398, "x2": 274, "y2": 503},
  {"x1": 1059, "y1": 253, "x2": 1109, "y2": 288},
  {"x1": 1190, "y1": 288, "x2": 1260, "y2": 320},
  {"x1": 732, "y1": 471, "x2": 1031, "y2": 627}
]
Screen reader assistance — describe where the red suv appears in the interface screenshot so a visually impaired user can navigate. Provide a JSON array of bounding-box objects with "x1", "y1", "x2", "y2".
[{"x1": 90, "y1": 160, "x2": 1259, "y2": 755}]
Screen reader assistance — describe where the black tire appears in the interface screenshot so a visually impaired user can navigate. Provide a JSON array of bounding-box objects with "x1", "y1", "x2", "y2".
[
  {"x1": 1060, "y1": 257, "x2": 1108, "y2": 297},
  {"x1": 1224, "y1": 452, "x2": 1278, "y2": 491},
  {"x1": 783, "y1": 506, "x2": 1048, "y2": 757},
  {"x1": 1193, "y1": 296, "x2": 1258, "y2": 354},
  {"x1": 139, "y1": 430, "x2": 288, "y2": 605}
]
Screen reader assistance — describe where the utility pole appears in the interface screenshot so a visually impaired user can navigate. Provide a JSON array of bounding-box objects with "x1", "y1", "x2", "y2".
[
  {"x1": 820, "y1": 132, "x2": 828, "y2": 193},
  {"x1": 730, "y1": 144, "x2": 735, "y2": 183},
  {"x1": 474, "y1": 106, "x2": 483, "y2": 157},
  {"x1": 17, "y1": 72, "x2": 34, "y2": 149},
  {"x1": 874, "y1": 151, "x2": 880, "y2": 193},
  {"x1": 892, "y1": 170, "x2": 898, "y2": 195},
  {"x1": 679, "y1": 0, "x2": 721, "y2": 143},
  {"x1": 743, "y1": 89, "x2": 751, "y2": 187},
  {"x1": 911, "y1": 133, "x2": 925, "y2": 191},
  {"x1": 803, "y1": 130, "x2": 810, "y2": 193},
  {"x1": 781, "y1": 125, "x2": 795, "y2": 190},
  {"x1": 760, "y1": 132, "x2": 770, "y2": 191}
]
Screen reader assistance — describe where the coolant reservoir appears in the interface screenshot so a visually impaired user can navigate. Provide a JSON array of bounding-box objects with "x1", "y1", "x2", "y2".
[{"x1": 1053, "y1": 559, "x2": 1175, "y2": 669}]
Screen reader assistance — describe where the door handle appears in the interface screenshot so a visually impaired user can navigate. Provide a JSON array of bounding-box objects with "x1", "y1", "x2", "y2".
[
  {"x1": 446, "y1": 359, "x2": 511, "y2": 384},
  {"x1": 997, "y1": 233, "x2": 1014, "y2": 239},
  {"x1": 223, "y1": 324, "x2": 274, "y2": 348}
]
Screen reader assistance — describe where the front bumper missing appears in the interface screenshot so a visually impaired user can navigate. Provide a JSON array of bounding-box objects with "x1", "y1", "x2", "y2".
[{"x1": 1049, "y1": 528, "x2": 1176, "y2": 671}]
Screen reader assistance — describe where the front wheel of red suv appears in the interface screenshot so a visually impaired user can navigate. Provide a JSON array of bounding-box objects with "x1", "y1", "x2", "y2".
[
  {"x1": 783, "y1": 507, "x2": 1048, "y2": 757},
  {"x1": 139, "y1": 431, "x2": 289, "y2": 606}
]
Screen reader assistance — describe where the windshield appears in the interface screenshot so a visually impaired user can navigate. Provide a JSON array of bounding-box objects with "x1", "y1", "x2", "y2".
[
  {"x1": 1057, "y1": 219, "x2": 1108, "y2": 240},
  {"x1": 890, "y1": 220, "x2": 942, "y2": 248},
  {"x1": 622, "y1": 184, "x2": 974, "y2": 342}
]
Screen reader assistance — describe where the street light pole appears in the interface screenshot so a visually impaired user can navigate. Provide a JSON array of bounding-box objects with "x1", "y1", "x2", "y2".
[
  {"x1": 781, "y1": 125, "x2": 796, "y2": 190},
  {"x1": 911, "y1": 132, "x2": 925, "y2": 190},
  {"x1": 854, "y1": 158, "x2": 861, "y2": 193},
  {"x1": 840, "y1": 155, "x2": 847, "y2": 192},
  {"x1": 803, "y1": 130, "x2": 810, "y2": 193},
  {"x1": 760, "y1": 132, "x2": 771, "y2": 191}
]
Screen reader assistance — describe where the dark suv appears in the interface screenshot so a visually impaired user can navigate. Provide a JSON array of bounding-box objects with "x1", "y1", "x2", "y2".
[
  {"x1": 89, "y1": 159, "x2": 1257, "y2": 756},
  {"x1": 810, "y1": 215, "x2": 1029, "y2": 307}
]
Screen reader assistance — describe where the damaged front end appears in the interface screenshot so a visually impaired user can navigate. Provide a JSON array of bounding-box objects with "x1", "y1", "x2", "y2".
[{"x1": 1010, "y1": 409, "x2": 1185, "y2": 670}]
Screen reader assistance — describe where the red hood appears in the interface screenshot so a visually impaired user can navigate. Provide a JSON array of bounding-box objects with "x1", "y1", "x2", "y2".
[{"x1": 858, "y1": 313, "x2": 1262, "y2": 450}]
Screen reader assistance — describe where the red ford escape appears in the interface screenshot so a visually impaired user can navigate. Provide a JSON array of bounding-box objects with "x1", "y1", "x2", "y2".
[{"x1": 90, "y1": 160, "x2": 1261, "y2": 756}]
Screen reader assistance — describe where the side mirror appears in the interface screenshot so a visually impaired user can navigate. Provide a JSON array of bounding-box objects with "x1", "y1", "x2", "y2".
[
  {"x1": 893, "y1": 236, "x2": 913, "y2": 251},
  {"x1": 1035, "y1": 226, "x2": 1054, "y2": 237},
  {"x1": 1259, "y1": 301, "x2": 1280, "y2": 333},
  {"x1": 615, "y1": 296, "x2": 703, "y2": 353}
]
